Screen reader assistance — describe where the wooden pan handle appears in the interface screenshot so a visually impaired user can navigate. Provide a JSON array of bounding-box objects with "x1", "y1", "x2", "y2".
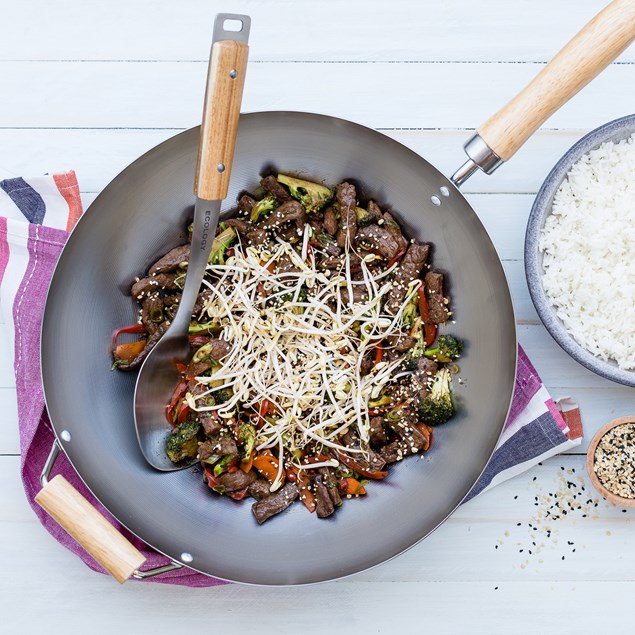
[
  {"x1": 478, "y1": 0, "x2": 635, "y2": 162},
  {"x1": 194, "y1": 38, "x2": 249, "y2": 201},
  {"x1": 35, "y1": 475, "x2": 146, "y2": 584}
]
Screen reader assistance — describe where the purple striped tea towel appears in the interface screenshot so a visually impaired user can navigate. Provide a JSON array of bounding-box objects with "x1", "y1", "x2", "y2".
[{"x1": 0, "y1": 172, "x2": 582, "y2": 586}]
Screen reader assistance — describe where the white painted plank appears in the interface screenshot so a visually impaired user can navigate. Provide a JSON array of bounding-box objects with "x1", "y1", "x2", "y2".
[
  {"x1": 1, "y1": 0, "x2": 634, "y2": 64},
  {"x1": 0, "y1": 389, "x2": 18, "y2": 455},
  {"x1": 3, "y1": 454, "x2": 635, "y2": 635},
  {"x1": 0, "y1": 61, "x2": 632, "y2": 130},
  {"x1": 0, "y1": 128, "x2": 603, "y2": 195},
  {"x1": 0, "y1": 330, "x2": 15, "y2": 387}
]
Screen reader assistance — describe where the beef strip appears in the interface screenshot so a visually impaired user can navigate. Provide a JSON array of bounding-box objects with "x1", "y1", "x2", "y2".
[
  {"x1": 246, "y1": 227, "x2": 268, "y2": 245},
  {"x1": 248, "y1": 478, "x2": 273, "y2": 501},
  {"x1": 203, "y1": 433, "x2": 238, "y2": 460},
  {"x1": 206, "y1": 338, "x2": 232, "y2": 361},
  {"x1": 238, "y1": 194, "x2": 256, "y2": 214},
  {"x1": 385, "y1": 415, "x2": 427, "y2": 451},
  {"x1": 225, "y1": 218, "x2": 251, "y2": 233},
  {"x1": 118, "y1": 322, "x2": 168, "y2": 371},
  {"x1": 337, "y1": 182, "x2": 357, "y2": 243},
  {"x1": 369, "y1": 416, "x2": 388, "y2": 446},
  {"x1": 163, "y1": 294, "x2": 181, "y2": 307},
  {"x1": 131, "y1": 273, "x2": 179, "y2": 298},
  {"x1": 385, "y1": 243, "x2": 430, "y2": 313},
  {"x1": 365, "y1": 201, "x2": 383, "y2": 224},
  {"x1": 314, "y1": 477, "x2": 335, "y2": 518},
  {"x1": 345, "y1": 284, "x2": 369, "y2": 304},
  {"x1": 218, "y1": 469, "x2": 257, "y2": 492},
  {"x1": 277, "y1": 224, "x2": 303, "y2": 244},
  {"x1": 411, "y1": 357, "x2": 438, "y2": 405},
  {"x1": 340, "y1": 431, "x2": 386, "y2": 473},
  {"x1": 318, "y1": 467, "x2": 342, "y2": 507},
  {"x1": 200, "y1": 413, "x2": 222, "y2": 437},
  {"x1": 275, "y1": 253, "x2": 300, "y2": 277},
  {"x1": 323, "y1": 206, "x2": 338, "y2": 236},
  {"x1": 260, "y1": 200, "x2": 306, "y2": 231},
  {"x1": 186, "y1": 359, "x2": 212, "y2": 377},
  {"x1": 197, "y1": 440, "x2": 217, "y2": 461},
  {"x1": 386, "y1": 334, "x2": 417, "y2": 353},
  {"x1": 425, "y1": 271, "x2": 450, "y2": 324},
  {"x1": 261, "y1": 175, "x2": 292, "y2": 202},
  {"x1": 141, "y1": 296, "x2": 164, "y2": 335},
  {"x1": 360, "y1": 349, "x2": 375, "y2": 376},
  {"x1": 252, "y1": 482, "x2": 299, "y2": 524},
  {"x1": 148, "y1": 244, "x2": 190, "y2": 276},
  {"x1": 192, "y1": 289, "x2": 212, "y2": 317},
  {"x1": 381, "y1": 212, "x2": 409, "y2": 253},
  {"x1": 356, "y1": 224, "x2": 403, "y2": 260},
  {"x1": 318, "y1": 252, "x2": 363, "y2": 274},
  {"x1": 186, "y1": 338, "x2": 231, "y2": 375}
]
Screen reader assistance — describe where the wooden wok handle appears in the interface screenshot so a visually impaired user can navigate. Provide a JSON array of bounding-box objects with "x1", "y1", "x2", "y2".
[
  {"x1": 35, "y1": 475, "x2": 145, "y2": 584},
  {"x1": 478, "y1": 0, "x2": 635, "y2": 162},
  {"x1": 194, "y1": 35, "x2": 249, "y2": 201}
]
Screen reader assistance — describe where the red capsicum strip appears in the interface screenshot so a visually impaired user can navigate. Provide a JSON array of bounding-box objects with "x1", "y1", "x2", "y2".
[
  {"x1": 386, "y1": 247, "x2": 406, "y2": 269},
  {"x1": 334, "y1": 450, "x2": 388, "y2": 479},
  {"x1": 166, "y1": 380, "x2": 188, "y2": 425},
  {"x1": 417, "y1": 285, "x2": 438, "y2": 347},
  {"x1": 176, "y1": 401, "x2": 190, "y2": 425},
  {"x1": 374, "y1": 342, "x2": 383, "y2": 365},
  {"x1": 112, "y1": 323, "x2": 146, "y2": 346}
]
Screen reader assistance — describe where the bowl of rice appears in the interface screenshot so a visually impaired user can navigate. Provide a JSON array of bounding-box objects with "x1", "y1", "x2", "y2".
[{"x1": 525, "y1": 114, "x2": 635, "y2": 386}]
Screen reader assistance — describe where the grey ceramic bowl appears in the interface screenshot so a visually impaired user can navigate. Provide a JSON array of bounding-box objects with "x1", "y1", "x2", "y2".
[{"x1": 525, "y1": 114, "x2": 635, "y2": 386}]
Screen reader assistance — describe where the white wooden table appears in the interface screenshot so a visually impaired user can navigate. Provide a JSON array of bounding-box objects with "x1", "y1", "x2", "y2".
[{"x1": 2, "y1": 1, "x2": 635, "y2": 632}]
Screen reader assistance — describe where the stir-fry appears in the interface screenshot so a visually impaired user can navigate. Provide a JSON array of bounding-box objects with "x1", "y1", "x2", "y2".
[{"x1": 113, "y1": 174, "x2": 462, "y2": 523}]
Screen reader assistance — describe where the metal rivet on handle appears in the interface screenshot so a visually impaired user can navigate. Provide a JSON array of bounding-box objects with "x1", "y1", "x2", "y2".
[
  {"x1": 181, "y1": 552, "x2": 193, "y2": 563},
  {"x1": 61, "y1": 430, "x2": 72, "y2": 442},
  {"x1": 229, "y1": 69, "x2": 237, "y2": 79},
  {"x1": 431, "y1": 195, "x2": 441, "y2": 206},
  {"x1": 217, "y1": 163, "x2": 226, "y2": 173},
  {"x1": 439, "y1": 186, "x2": 450, "y2": 197}
]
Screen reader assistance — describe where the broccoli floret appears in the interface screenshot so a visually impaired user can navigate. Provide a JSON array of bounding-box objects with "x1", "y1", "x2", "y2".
[
  {"x1": 401, "y1": 296, "x2": 418, "y2": 328},
  {"x1": 277, "y1": 174, "x2": 334, "y2": 214},
  {"x1": 166, "y1": 421, "x2": 200, "y2": 463},
  {"x1": 238, "y1": 423, "x2": 256, "y2": 459},
  {"x1": 424, "y1": 335, "x2": 463, "y2": 363},
  {"x1": 250, "y1": 194, "x2": 279, "y2": 222},
  {"x1": 404, "y1": 329, "x2": 425, "y2": 371},
  {"x1": 209, "y1": 227, "x2": 237, "y2": 265},
  {"x1": 211, "y1": 387, "x2": 233, "y2": 404},
  {"x1": 355, "y1": 206, "x2": 378, "y2": 226},
  {"x1": 417, "y1": 368, "x2": 455, "y2": 426}
]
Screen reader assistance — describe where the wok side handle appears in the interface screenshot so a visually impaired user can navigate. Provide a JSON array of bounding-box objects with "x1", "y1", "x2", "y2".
[
  {"x1": 35, "y1": 475, "x2": 146, "y2": 584},
  {"x1": 194, "y1": 15, "x2": 250, "y2": 201},
  {"x1": 463, "y1": 0, "x2": 635, "y2": 175}
]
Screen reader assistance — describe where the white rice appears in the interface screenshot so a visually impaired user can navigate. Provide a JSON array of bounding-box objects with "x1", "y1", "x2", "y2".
[{"x1": 539, "y1": 133, "x2": 635, "y2": 370}]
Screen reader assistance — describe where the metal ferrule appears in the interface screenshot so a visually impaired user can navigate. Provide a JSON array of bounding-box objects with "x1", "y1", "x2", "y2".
[{"x1": 451, "y1": 133, "x2": 504, "y2": 187}]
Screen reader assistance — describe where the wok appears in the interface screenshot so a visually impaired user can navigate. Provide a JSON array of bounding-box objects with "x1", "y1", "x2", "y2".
[{"x1": 37, "y1": 2, "x2": 635, "y2": 585}]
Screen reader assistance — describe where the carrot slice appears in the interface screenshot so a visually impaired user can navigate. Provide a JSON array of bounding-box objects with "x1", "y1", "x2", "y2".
[
  {"x1": 252, "y1": 452, "x2": 284, "y2": 484},
  {"x1": 114, "y1": 340, "x2": 146, "y2": 362}
]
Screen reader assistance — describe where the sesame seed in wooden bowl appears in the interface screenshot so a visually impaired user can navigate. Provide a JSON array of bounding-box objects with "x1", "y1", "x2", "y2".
[{"x1": 587, "y1": 416, "x2": 635, "y2": 508}]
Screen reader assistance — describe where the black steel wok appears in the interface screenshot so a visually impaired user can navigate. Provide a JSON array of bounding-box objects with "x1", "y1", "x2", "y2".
[{"x1": 37, "y1": 2, "x2": 635, "y2": 585}]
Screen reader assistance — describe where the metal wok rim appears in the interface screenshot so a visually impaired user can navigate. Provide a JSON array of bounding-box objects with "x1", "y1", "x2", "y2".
[
  {"x1": 525, "y1": 113, "x2": 635, "y2": 387},
  {"x1": 41, "y1": 110, "x2": 517, "y2": 585}
]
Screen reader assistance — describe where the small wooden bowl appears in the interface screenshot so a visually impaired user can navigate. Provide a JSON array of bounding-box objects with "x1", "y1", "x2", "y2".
[{"x1": 587, "y1": 415, "x2": 635, "y2": 508}]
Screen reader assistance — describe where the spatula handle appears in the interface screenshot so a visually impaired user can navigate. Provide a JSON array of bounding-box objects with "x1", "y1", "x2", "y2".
[
  {"x1": 464, "y1": 0, "x2": 635, "y2": 174},
  {"x1": 194, "y1": 16, "x2": 250, "y2": 201},
  {"x1": 35, "y1": 475, "x2": 146, "y2": 583}
]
